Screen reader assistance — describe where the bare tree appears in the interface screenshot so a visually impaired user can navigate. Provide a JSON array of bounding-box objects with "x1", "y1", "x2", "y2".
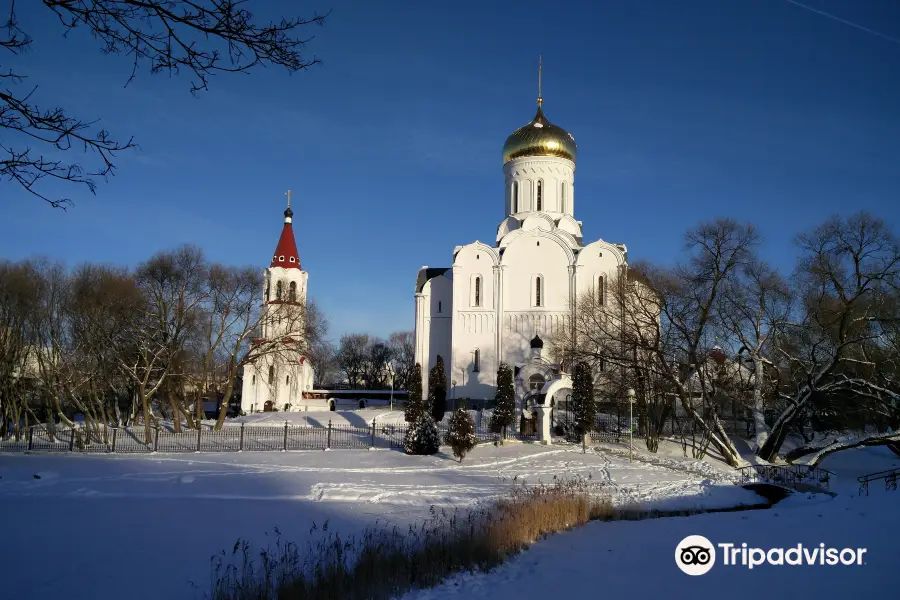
[
  {"x1": 557, "y1": 219, "x2": 758, "y2": 466},
  {"x1": 758, "y1": 212, "x2": 900, "y2": 461},
  {"x1": 363, "y1": 339, "x2": 393, "y2": 390},
  {"x1": 388, "y1": 331, "x2": 416, "y2": 391},
  {"x1": 2, "y1": 1, "x2": 326, "y2": 207},
  {"x1": 337, "y1": 333, "x2": 369, "y2": 389},
  {"x1": 717, "y1": 259, "x2": 793, "y2": 450},
  {"x1": 0, "y1": 260, "x2": 41, "y2": 440}
]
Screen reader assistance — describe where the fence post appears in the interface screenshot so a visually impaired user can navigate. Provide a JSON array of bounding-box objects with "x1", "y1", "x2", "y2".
[
  {"x1": 327, "y1": 420, "x2": 332, "y2": 450},
  {"x1": 239, "y1": 423, "x2": 245, "y2": 452},
  {"x1": 68, "y1": 427, "x2": 76, "y2": 452},
  {"x1": 371, "y1": 418, "x2": 376, "y2": 449},
  {"x1": 111, "y1": 428, "x2": 117, "y2": 453},
  {"x1": 27, "y1": 426, "x2": 33, "y2": 451},
  {"x1": 197, "y1": 425, "x2": 202, "y2": 452},
  {"x1": 153, "y1": 427, "x2": 160, "y2": 452},
  {"x1": 283, "y1": 421, "x2": 288, "y2": 452}
]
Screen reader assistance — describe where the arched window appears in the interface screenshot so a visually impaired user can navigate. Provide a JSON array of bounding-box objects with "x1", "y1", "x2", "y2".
[
  {"x1": 561, "y1": 182, "x2": 567, "y2": 213},
  {"x1": 289, "y1": 281, "x2": 297, "y2": 302},
  {"x1": 512, "y1": 181, "x2": 519, "y2": 213},
  {"x1": 528, "y1": 373, "x2": 545, "y2": 392},
  {"x1": 598, "y1": 275, "x2": 606, "y2": 306},
  {"x1": 275, "y1": 280, "x2": 283, "y2": 300},
  {"x1": 473, "y1": 349, "x2": 480, "y2": 372},
  {"x1": 265, "y1": 280, "x2": 270, "y2": 302},
  {"x1": 474, "y1": 276, "x2": 482, "y2": 307},
  {"x1": 535, "y1": 276, "x2": 543, "y2": 307},
  {"x1": 268, "y1": 366, "x2": 275, "y2": 385},
  {"x1": 536, "y1": 180, "x2": 543, "y2": 211}
]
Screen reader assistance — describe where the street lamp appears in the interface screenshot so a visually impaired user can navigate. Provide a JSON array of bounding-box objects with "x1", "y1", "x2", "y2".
[
  {"x1": 627, "y1": 388, "x2": 636, "y2": 462},
  {"x1": 451, "y1": 379, "x2": 457, "y2": 410}
]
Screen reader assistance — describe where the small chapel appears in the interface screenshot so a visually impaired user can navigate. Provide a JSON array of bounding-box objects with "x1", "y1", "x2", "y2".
[
  {"x1": 414, "y1": 61, "x2": 630, "y2": 427},
  {"x1": 240, "y1": 193, "x2": 316, "y2": 413}
]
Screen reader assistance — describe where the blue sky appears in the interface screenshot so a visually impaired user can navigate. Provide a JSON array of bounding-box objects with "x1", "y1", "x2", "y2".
[{"x1": 2, "y1": 0, "x2": 899, "y2": 342}]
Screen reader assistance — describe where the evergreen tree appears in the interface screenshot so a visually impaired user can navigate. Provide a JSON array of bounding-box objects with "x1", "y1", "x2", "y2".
[
  {"x1": 405, "y1": 363, "x2": 424, "y2": 423},
  {"x1": 403, "y1": 414, "x2": 440, "y2": 455},
  {"x1": 572, "y1": 362, "x2": 596, "y2": 437},
  {"x1": 445, "y1": 404, "x2": 478, "y2": 462},
  {"x1": 428, "y1": 355, "x2": 448, "y2": 422},
  {"x1": 491, "y1": 362, "x2": 516, "y2": 435}
]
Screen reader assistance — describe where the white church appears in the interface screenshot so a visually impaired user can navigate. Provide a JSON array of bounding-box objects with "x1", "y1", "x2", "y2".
[
  {"x1": 414, "y1": 72, "x2": 629, "y2": 429},
  {"x1": 240, "y1": 196, "x2": 316, "y2": 414}
]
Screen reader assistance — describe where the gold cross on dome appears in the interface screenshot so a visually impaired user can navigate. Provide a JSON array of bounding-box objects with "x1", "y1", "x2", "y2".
[{"x1": 285, "y1": 189, "x2": 292, "y2": 209}]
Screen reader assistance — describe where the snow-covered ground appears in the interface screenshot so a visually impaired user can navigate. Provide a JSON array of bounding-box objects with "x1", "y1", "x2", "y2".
[
  {"x1": 403, "y1": 444, "x2": 900, "y2": 600},
  {"x1": 3, "y1": 440, "x2": 894, "y2": 600},
  {"x1": 1, "y1": 443, "x2": 761, "y2": 600},
  {"x1": 405, "y1": 491, "x2": 898, "y2": 600}
]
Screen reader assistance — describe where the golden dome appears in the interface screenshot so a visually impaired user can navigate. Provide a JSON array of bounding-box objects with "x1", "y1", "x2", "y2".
[{"x1": 502, "y1": 102, "x2": 577, "y2": 165}]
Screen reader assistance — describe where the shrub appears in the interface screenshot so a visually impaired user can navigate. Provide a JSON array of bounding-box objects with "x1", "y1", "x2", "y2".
[
  {"x1": 403, "y1": 414, "x2": 440, "y2": 455},
  {"x1": 445, "y1": 406, "x2": 478, "y2": 462}
]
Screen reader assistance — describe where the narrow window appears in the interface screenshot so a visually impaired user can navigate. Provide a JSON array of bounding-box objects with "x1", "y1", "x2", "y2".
[
  {"x1": 289, "y1": 281, "x2": 297, "y2": 302},
  {"x1": 474, "y1": 276, "x2": 481, "y2": 307},
  {"x1": 265, "y1": 280, "x2": 270, "y2": 302},
  {"x1": 438, "y1": 301, "x2": 442, "y2": 313},
  {"x1": 276, "y1": 280, "x2": 283, "y2": 300},
  {"x1": 535, "y1": 276, "x2": 542, "y2": 307},
  {"x1": 512, "y1": 181, "x2": 519, "y2": 213},
  {"x1": 286, "y1": 375, "x2": 290, "y2": 385},
  {"x1": 536, "y1": 180, "x2": 543, "y2": 211},
  {"x1": 598, "y1": 275, "x2": 606, "y2": 306},
  {"x1": 561, "y1": 182, "x2": 567, "y2": 212},
  {"x1": 268, "y1": 366, "x2": 275, "y2": 385},
  {"x1": 473, "y1": 349, "x2": 480, "y2": 372},
  {"x1": 252, "y1": 375, "x2": 256, "y2": 385}
]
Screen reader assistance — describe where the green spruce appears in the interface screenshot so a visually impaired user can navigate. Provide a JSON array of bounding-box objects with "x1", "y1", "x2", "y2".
[
  {"x1": 572, "y1": 362, "x2": 596, "y2": 437},
  {"x1": 491, "y1": 362, "x2": 516, "y2": 436},
  {"x1": 428, "y1": 355, "x2": 448, "y2": 422},
  {"x1": 445, "y1": 403, "x2": 478, "y2": 462},
  {"x1": 405, "y1": 363, "x2": 424, "y2": 423}
]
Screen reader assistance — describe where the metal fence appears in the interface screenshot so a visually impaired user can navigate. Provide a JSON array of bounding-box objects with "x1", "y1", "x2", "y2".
[
  {"x1": 736, "y1": 464, "x2": 835, "y2": 491},
  {"x1": 0, "y1": 419, "x2": 541, "y2": 455}
]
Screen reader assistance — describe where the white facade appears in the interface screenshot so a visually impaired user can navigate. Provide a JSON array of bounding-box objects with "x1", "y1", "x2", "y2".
[
  {"x1": 414, "y1": 95, "x2": 628, "y2": 422},
  {"x1": 240, "y1": 201, "x2": 316, "y2": 413}
]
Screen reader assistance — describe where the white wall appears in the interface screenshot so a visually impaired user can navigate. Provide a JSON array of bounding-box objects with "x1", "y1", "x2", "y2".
[{"x1": 503, "y1": 156, "x2": 575, "y2": 218}]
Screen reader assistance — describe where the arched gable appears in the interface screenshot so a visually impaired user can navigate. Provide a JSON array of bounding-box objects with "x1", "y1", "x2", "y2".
[
  {"x1": 453, "y1": 241, "x2": 500, "y2": 266},
  {"x1": 521, "y1": 212, "x2": 555, "y2": 232}
]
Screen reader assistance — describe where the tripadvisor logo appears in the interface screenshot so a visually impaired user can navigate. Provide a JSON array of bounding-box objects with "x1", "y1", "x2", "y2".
[{"x1": 675, "y1": 535, "x2": 867, "y2": 575}]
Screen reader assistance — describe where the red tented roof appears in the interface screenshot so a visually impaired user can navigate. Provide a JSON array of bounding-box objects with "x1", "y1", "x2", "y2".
[{"x1": 270, "y1": 213, "x2": 301, "y2": 269}]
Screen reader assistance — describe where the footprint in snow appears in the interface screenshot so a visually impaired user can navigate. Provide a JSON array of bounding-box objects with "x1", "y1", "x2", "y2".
[{"x1": 180, "y1": 475, "x2": 196, "y2": 484}]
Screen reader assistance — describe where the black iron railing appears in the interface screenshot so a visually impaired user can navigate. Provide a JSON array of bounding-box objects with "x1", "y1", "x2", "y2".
[
  {"x1": 736, "y1": 464, "x2": 834, "y2": 491},
  {"x1": 1, "y1": 418, "x2": 536, "y2": 454},
  {"x1": 857, "y1": 469, "x2": 899, "y2": 496}
]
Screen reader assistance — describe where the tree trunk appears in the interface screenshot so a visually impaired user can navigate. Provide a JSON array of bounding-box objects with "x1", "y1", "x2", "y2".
[
  {"x1": 751, "y1": 355, "x2": 768, "y2": 450},
  {"x1": 214, "y1": 358, "x2": 239, "y2": 431},
  {"x1": 168, "y1": 379, "x2": 182, "y2": 433},
  {"x1": 141, "y1": 387, "x2": 152, "y2": 444},
  {"x1": 678, "y1": 396, "x2": 742, "y2": 467}
]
